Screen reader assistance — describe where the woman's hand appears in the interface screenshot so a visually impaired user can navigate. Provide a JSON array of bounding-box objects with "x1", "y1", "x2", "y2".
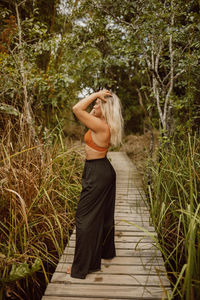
[{"x1": 95, "y1": 89, "x2": 112, "y2": 102}]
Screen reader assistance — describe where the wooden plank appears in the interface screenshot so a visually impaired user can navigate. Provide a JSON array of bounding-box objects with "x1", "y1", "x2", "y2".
[
  {"x1": 42, "y1": 297, "x2": 149, "y2": 300},
  {"x1": 115, "y1": 200, "x2": 147, "y2": 203},
  {"x1": 115, "y1": 206, "x2": 148, "y2": 209},
  {"x1": 59, "y1": 255, "x2": 165, "y2": 266},
  {"x1": 44, "y1": 283, "x2": 171, "y2": 299},
  {"x1": 71, "y1": 231, "x2": 156, "y2": 237},
  {"x1": 115, "y1": 231, "x2": 157, "y2": 237},
  {"x1": 71, "y1": 224, "x2": 155, "y2": 232},
  {"x1": 116, "y1": 199, "x2": 146, "y2": 202},
  {"x1": 115, "y1": 203, "x2": 147, "y2": 206},
  {"x1": 115, "y1": 201, "x2": 146, "y2": 204},
  {"x1": 115, "y1": 220, "x2": 153, "y2": 224},
  {"x1": 115, "y1": 219, "x2": 151, "y2": 223},
  {"x1": 72, "y1": 227, "x2": 156, "y2": 233},
  {"x1": 115, "y1": 227, "x2": 155, "y2": 232},
  {"x1": 115, "y1": 210, "x2": 150, "y2": 215},
  {"x1": 42, "y1": 297, "x2": 134, "y2": 300},
  {"x1": 115, "y1": 205, "x2": 149, "y2": 209},
  {"x1": 65, "y1": 241, "x2": 158, "y2": 250},
  {"x1": 43, "y1": 297, "x2": 163, "y2": 300},
  {"x1": 115, "y1": 219, "x2": 152, "y2": 223},
  {"x1": 115, "y1": 209, "x2": 149, "y2": 213},
  {"x1": 64, "y1": 247, "x2": 163, "y2": 257},
  {"x1": 115, "y1": 211, "x2": 149, "y2": 215},
  {"x1": 42, "y1": 297, "x2": 128, "y2": 300},
  {"x1": 51, "y1": 273, "x2": 171, "y2": 287},
  {"x1": 67, "y1": 241, "x2": 157, "y2": 250},
  {"x1": 116, "y1": 194, "x2": 145, "y2": 197},
  {"x1": 115, "y1": 199, "x2": 147, "y2": 202},
  {"x1": 70, "y1": 231, "x2": 157, "y2": 238},
  {"x1": 70, "y1": 232, "x2": 157, "y2": 238},
  {"x1": 116, "y1": 191, "x2": 145, "y2": 193},
  {"x1": 115, "y1": 200, "x2": 148, "y2": 204},
  {"x1": 115, "y1": 224, "x2": 154, "y2": 229},
  {"x1": 115, "y1": 213, "x2": 151, "y2": 218},
  {"x1": 69, "y1": 235, "x2": 155, "y2": 243},
  {"x1": 55, "y1": 263, "x2": 167, "y2": 275}
]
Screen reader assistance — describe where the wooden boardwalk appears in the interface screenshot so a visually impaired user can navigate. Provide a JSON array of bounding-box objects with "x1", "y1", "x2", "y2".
[{"x1": 42, "y1": 152, "x2": 171, "y2": 300}]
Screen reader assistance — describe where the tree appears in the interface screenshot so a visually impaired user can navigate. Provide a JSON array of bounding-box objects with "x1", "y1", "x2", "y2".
[{"x1": 73, "y1": 0, "x2": 200, "y2": 137}]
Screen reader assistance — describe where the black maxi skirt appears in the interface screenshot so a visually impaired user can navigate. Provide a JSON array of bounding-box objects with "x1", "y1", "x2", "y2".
[{"x1": 71, "y1": 156, "x2": 116, "y2": 279}]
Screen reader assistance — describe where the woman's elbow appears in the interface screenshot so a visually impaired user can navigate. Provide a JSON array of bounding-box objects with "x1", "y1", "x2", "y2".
[
  {"x1": 73, "y1": 106, "x2": 82, "y2": 118},
  {"x1": 72, "y1": 105, "x2": 78, "y2": 114}
]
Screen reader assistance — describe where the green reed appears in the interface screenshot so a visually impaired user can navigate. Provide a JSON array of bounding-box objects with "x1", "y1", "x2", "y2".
[
  {"x1": 145, "y1": 132, "x2": 200, "y2": 299},
  {"x1": 0, "y1": 132, "x2": 83, "y2": 300}
]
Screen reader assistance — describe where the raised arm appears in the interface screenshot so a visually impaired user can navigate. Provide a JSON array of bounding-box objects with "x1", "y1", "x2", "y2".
[{"x1": 72, "y1": 90, "x2": 111, "y2": 132}]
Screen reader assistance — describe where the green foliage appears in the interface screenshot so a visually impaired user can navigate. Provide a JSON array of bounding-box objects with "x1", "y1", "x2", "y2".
[
  {"x1": 8, "y1": 258, "x2": 41, "y2": 282},
  {"x1": 1, "y1": 0, "x2": 200, "y2": 134},
  {"x1": 76, "y1": 0, "x2": 200, "y2": 133}
]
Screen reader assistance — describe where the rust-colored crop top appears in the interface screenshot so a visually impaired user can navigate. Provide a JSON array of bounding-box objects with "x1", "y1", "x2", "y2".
[{"x1": 84, "y1": 129, "x2": 110, "y2": 152}]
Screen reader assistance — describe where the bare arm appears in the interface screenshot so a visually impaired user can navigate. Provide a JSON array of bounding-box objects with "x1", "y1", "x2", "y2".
[
  {"x1": 72, "y1": 90, "x2": 111, "y2": 132},
  {"x1": 73, "y1": 92, "x2": 98, "y2": 112}
]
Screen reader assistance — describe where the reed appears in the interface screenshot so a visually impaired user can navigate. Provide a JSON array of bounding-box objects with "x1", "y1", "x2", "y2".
[
  {"x1": 0, "y1": 126, "x2": 83, "y2": 299},
  {"x1": 145, "y1": 132, "x2": 200, "y2": 299}
]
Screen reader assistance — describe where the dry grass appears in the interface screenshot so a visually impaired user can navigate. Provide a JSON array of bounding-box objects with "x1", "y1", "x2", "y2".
[
  {"x1": 120, "y1": 130, "x2": 159, "y2": 175},
  {"x1": 0, "y1": 122, "x2": 84, "y2": 300}
]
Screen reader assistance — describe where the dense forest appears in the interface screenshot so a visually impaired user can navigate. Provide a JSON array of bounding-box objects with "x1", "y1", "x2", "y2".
[{"x1": 0, "y1": 0, "x2": 199, "y2": 299}]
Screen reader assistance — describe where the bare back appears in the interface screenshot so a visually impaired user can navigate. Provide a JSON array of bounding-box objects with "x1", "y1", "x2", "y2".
[{"x1": 85, "y1": 125, "x2": 110, "y2": 160}]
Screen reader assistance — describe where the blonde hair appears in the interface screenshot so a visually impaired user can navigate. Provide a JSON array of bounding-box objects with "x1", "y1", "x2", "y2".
[{"x1": 99, "y1": 92, "x2": 124, "y2": 147}]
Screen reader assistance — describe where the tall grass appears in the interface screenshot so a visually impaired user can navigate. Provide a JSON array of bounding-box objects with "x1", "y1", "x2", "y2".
[
  {"x1": 0, "y1": 123, "x2": 83, "y2": 299},
  {"x1": 145, "y1": 132, "x2": 200, "y2": 299}
]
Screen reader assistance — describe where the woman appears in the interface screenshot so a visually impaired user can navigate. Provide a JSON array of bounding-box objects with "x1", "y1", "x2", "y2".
[{"x1": 67, "y1": 89, "x2": 123, "y2": 279}]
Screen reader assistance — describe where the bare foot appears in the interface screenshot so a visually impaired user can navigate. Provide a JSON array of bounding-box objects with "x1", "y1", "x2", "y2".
[{"x1": 66, "y1": 266, "x2": 71, "y2": 274}]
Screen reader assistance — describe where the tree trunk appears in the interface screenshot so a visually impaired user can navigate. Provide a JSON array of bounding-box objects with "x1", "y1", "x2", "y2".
[{"x1": 15, "y1": 2, "x2": 36, "y2": 143}]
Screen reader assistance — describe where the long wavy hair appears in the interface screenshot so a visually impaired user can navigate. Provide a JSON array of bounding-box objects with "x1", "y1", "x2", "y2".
[{"x1": 99, "y1": 91, "x2": 124, "y2": 147}]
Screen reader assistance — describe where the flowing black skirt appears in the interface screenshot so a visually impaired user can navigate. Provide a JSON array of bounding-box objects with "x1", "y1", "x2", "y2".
[{"x1": 71, "y1": 156, "x2": 116, "y2": 279}]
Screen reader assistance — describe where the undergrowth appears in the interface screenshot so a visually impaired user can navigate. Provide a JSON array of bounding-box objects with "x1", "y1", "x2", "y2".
[
  {"x1": 0, "y1": 122, "x2": 83, "y2": 300},
  {"x1": 143, "y1": 132, "x2": 200, "y2": 299}
]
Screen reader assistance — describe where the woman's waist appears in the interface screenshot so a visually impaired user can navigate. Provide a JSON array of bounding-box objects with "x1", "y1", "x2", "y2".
[{"x1": 85, "y1": 144, "x2": 108, "y2": 160}]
